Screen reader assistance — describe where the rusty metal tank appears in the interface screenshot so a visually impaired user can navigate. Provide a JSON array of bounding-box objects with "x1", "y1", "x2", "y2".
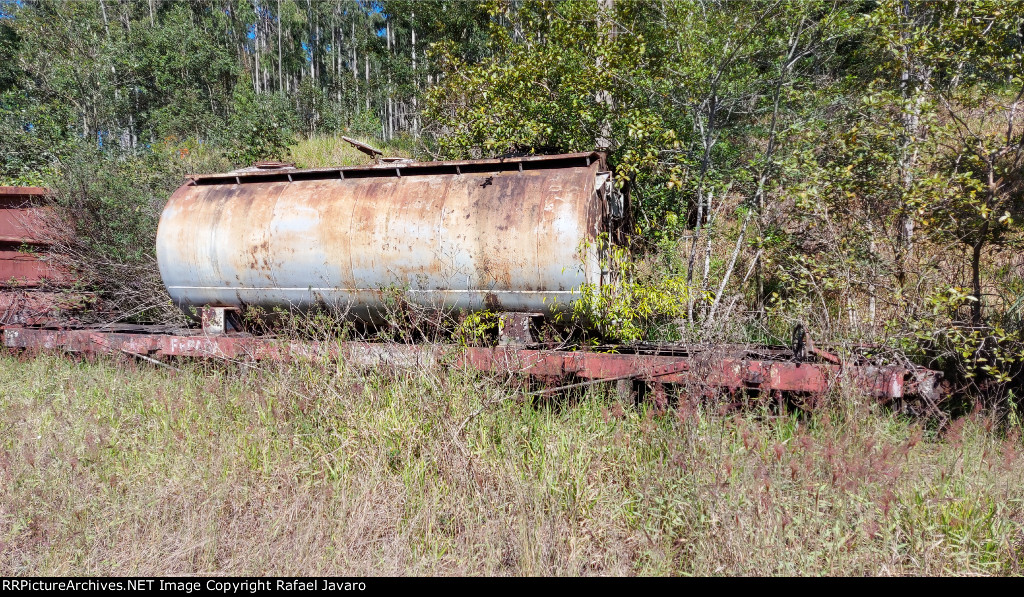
[{"x1": 156, "y1": 152, "x2": 623, "y2": 320}]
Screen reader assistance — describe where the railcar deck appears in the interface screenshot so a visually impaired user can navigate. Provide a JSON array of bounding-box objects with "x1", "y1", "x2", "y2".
[{"x1": 0, "y1": 323, "x2": 944, "y2": 405}]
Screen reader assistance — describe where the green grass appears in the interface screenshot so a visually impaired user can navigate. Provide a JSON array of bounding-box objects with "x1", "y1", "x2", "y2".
[
  {"x1": 0, "y1": 352, "x2": 1022, "y2": 575},
  {"x1": 286, "y1": 134, "x2": 413, "y2": 169}
]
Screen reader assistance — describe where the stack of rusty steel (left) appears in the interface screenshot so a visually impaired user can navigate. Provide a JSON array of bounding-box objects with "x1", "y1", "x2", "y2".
[{"x1": 0, "y1": 186, "x2": 82, "y2": 325}]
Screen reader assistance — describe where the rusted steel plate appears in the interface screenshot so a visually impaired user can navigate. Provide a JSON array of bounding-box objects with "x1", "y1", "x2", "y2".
[
  {"x1": 0, "y1": 251, "x2": 71, "y2": 286},
  {"x1": 0, "y1": 187, "x2": 57, "y2": 245},
  {"x1": 0, "y1": 186, "x2": 50, "y2": 197},
  {"x1": 157, "y1": 153, "x2": 610, "y2": 319},
  {"x1": 465, "y1": 348, "x2": 939, "y2": 401},
  {"x1": 187, "y1": 152, "x2": 604, "y2": 183},
  {"x1": 2, "y1": 327, "x2": 942, "y2": 401},
  {"x1": 0, "y1": 187, "x2": 77, "y2": 324},
  {"x1": 0, "y1": 206, "x2": 59, "y2": 244},
  {"x1": 463, "y1": 349, "x2": 850, "y2": 395},
  {"x1": 0, "y1": 292, "x2": 87, "y2": 325}
]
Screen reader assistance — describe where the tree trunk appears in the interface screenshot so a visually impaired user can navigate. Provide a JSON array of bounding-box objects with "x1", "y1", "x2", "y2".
[
  {"x1": 412, "y1": 10, "x2": 418, "y2": 137},
  {"x1": 99, "y1": 0, "x2": 110, "y2": 37},
  {"x1": 254, "y1": 14, "x2": 261, "y2": 93},
  {"x1": 278, "y1": 0, "x2": 284, "y2": 92},
  {"x1": 352, "y1": 20, "x2": 358, "y2": 111},
  {"x1": 595, "y1": 0, "x2": 616, "y2": 150}
]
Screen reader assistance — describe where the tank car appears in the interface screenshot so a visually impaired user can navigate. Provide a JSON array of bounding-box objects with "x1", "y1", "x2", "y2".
[{"x1": 156, "y1": 152, "x2": 625, "y2": 321}]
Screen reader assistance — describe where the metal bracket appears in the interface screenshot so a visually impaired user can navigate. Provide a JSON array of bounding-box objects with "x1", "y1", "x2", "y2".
[
  {"x1": 201, "y1": 306, "x2": 240, "y2": 335},
  {"x1": 596, "y1": 171, "x2": 624, "y2": 219},
  {"x1": 792, "y1": 322, "x2": 843, "y2": 365},
  {"x1": 498, "y1": 312, "x2": 542, "y2": 345}
]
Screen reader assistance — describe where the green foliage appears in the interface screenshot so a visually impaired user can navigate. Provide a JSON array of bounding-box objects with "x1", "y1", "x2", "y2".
[
  {"x1": 909, "y1": 286, "x2": 1024, "y2": 397},
  {"x1": 225, "y1": 88, "x2": 296, "y2": 165},
  {"x1": 425, "y1": 0, "x2": 606, "y2": 155},
  {"x1": 43, "y1": 138, "x2": 229, "y2": 322},
  {"x1": 0, "y1": 0, "x2": 488, "y2": 176},
  {"x1": 561, "y1": 240, "x2": 701, "y2": 344},
  {"x1": 0, "y1": 20, "x2": 76, "y2": 185},
  {"x1": 51, "y1": 145, "x2": 176, "y2": 263},
  {"x1": 424, "y1": 0, "x2": 682, "y2": 185},
  {"x1": 0, "y1": 94, "x2": 75, "y2": 185},
  {"x1": 452, "y1": 311, "x2": 499, "y2": 346},
  {"x1": 287, "y1": 134, "x2": 387, "y2": 169},
  {"x1": 346, "y1": 110, "x2": 386, "y2": 141},
  {"x1": 127, "y1": 2, "x2": 240, "y2": 140},
  {"x1": 46, "y1": 137, "x2": 225, "y2": 267}
]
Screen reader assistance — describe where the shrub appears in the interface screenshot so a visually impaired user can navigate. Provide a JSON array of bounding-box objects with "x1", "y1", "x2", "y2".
[{"x1": 44, "y1": 139, "x2": 229, "y2": 323}]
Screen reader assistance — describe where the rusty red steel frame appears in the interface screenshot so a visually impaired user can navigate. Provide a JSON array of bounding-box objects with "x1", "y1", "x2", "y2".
[
  {"x1": 0, "y1": 187, "x2": 89, "y2": 325},
  {"x1": 0, "y1": 292, "x2": 88, "y2": 325},
  {"x1": 0, "y1": 187, "x2": 70, "y2": 287},
  {"x1": 1, "y1": 325, "x2": 943, "y2": 403}
]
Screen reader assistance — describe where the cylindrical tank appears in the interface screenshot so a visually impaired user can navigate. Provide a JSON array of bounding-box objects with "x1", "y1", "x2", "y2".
[{"x1": 156, "y1": 152, "x2": 619, "y2": 320}]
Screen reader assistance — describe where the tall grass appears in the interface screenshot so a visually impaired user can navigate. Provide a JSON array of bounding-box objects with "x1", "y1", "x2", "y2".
[
  {"x1": 0, "y1": 352, "x2": 1021, "y2": 575},
  {"x1": 286, "y1": 135, "x2": 412, "y2": 169}
]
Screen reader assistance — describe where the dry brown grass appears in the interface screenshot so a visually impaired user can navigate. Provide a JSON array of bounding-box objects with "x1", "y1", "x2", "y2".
[{"x1": 0, "y1": 352, "x2": 1021, "y2": 576}]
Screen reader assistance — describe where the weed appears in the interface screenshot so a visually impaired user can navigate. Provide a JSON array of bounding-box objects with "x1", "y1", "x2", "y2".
[{"x1": 0, "y1": 353, "x2": 1020, "y2": 575}]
